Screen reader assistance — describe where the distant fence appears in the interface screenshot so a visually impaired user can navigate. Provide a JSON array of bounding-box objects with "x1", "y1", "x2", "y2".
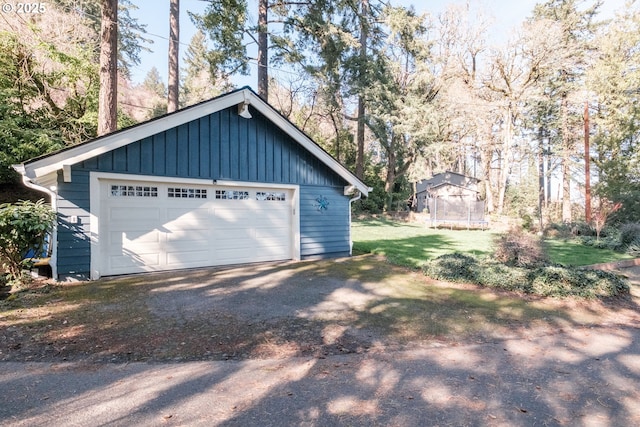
[{"x1": 427, "y1": 198, "x2": 487, "y2": 229}]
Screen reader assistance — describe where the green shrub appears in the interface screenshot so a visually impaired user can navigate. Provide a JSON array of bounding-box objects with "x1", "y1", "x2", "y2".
[
  {"x1": 599, "y1": 225, "x2": 619, "y2": 240},
  {"x1": 547, "y1": 221, "x2": 600, "y2": 238},
  {"x1": 529, "y1": 266, "x2": 628, "y2": 298},
  {"x1": 620, "y1": 223, "x2": 640, "y2": 247},
  {"x1": 594, "y1": 235, "x2": 621, "y2": 251},
  {"x1": 423, "y1": 253, "x2": 629, "y2": 299},
  {"x1": 521, "y1": 213, "x2": 534, "y2": 232},
  {"x1": 0, "y1": 199, "x2": 55, "y2": 288},
  {"x1": 571, "y1": 221, "x2": 595, "y2": 236},
  {"x1": 475, "y1": 261, "x2": 529, "y2": 292},
  {"x1": 627, "y1": 239, "x2": 640, "y2": 257},
  {"x1": 422, "y1": 252, "x2": 478, "y2": 283},
  {"x1": 580, "y1": 236, "x2": 596, "y2": 247}
]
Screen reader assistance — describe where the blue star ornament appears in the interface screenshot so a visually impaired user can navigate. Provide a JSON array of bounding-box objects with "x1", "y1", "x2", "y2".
[{"x1": 314, "y1": 195, "x2": 330, "y2": 212}]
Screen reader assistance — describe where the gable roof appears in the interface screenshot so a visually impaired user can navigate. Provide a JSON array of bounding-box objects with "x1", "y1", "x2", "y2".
[
  {"x1": 416, "y1": 171, "x2": 479, "y2": 194},
  {"x1": 15, "y1": 87, "x2": 368, "y2": 197}
]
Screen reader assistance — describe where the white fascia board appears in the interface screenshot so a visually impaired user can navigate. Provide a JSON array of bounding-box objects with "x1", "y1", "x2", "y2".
[{"x1": 23, "y1": 91, "x2": 247, "y2": 179}]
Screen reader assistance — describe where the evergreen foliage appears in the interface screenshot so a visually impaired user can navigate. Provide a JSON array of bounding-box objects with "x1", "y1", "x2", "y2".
[
  {"x1": 2, "y1": 0, "x2": 640, "y2": 222},
  {"x1": 0, "y1": 26, "x2": 96, "y2": 182},
  {"x1": 423, "y1": 253, "x2": 629, "y2": 299},
  {"x1": 0, "y1": 200, "x2": 55, "y2": 288}
]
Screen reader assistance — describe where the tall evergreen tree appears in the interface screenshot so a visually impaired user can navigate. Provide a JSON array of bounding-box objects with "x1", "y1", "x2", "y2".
[
  {"x1": 98, "y1": 0, "x2": 118, "y2": 135},
  {"x1": 291, "y1": 0, "x2": 388, "y2": 180},
  {"x1": 365, "y1": 6, "x2": 439, "y2": 209},
  {"x1": 140, "y1": 67, "x2": 167, "y2": 119},
  {"x1": 530, "y1": 0, "x2": 601, "y2": 222},
  {"x1": 143, "y1": 67, "x2": 167, "y2": 97},
  {"x1": 0, "y1": 5, "x2": 99, "y2": 182},
  {"x1": 167, "y1": 0, "x2": 180, "y2": 113},
  {"x1": 587, "y1": 4, "x2": 640, "y2": 222},
  {"x1": 53, "y1": 0, "x2": 151, "y2": 78},
  {"x1": 192, "y1": 0, "x2": 340, "y2": 101},
  {"x1": 190, "y1": 0, "x2": 251, "y2": 92},
  {"x1": 180, "y1": 32, "x2": 224, "y2": 107}
]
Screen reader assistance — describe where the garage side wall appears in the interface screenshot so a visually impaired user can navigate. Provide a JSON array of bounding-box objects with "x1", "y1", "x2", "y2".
[
  {"x1": 299, "y1": 185, "x2": 350, "y2": 258},
  {"x1": 56, "y1": 170, "x2": 92, "y2": 280},
  {"x1": 54, "y1": 105, "x2": 353, "y2": 280}
]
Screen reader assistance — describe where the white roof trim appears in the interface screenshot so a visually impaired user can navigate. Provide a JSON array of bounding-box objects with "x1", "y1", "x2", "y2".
[{"x1": 17, "y1": 88, "x2": 368, "y2": 197}]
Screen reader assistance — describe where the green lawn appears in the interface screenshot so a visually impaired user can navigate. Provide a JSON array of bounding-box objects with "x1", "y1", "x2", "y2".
[
  {"x1": 352, "y1": 217, "x2": 633, "y2": 268},
  {"x1": 544, "y1": 239, "x2": 633, "y2": 266},
  {"x1": 352, "y1": 217, "x2": 496, "y2": 268}
]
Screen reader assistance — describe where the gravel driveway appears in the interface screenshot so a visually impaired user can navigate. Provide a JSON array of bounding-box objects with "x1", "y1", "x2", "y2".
[{"x1": 1, "y1": 258, "x2": 639, "y2": 426}]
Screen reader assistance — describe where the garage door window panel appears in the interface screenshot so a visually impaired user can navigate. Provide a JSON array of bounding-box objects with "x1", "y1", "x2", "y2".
[
  {"x1": 168, "y1": 187, "x2": 207, "y2": 198},
  {"x1": 111, "y1": 185, "x2": 158, "y2": 197},
  {"x1": 256, "y1": 191, "x2": 286, "y2": 201},
  {"x1": 215, "y1": 190, "x2": 249, "y2": 200}
]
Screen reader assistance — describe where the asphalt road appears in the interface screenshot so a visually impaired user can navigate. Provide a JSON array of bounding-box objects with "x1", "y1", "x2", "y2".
[{"x1": 2, "y1": 322, "x2": 639, "y2": 427}]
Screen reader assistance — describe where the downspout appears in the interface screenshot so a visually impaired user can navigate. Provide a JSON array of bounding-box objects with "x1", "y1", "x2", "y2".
[
  {"x1": 348, "y1": 191, "x2": 362, "y2": 256},
  {"x1": 16, "y1": 170, "x2": 58, "y2": 280}
]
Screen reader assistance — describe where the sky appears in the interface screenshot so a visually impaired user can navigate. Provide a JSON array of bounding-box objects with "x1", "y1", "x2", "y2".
[{"x1": 128, "y1": 0, "x2": 626, "y2": 88}]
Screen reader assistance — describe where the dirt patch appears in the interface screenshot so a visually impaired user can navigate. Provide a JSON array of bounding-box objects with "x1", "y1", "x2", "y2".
[{"x1": 2, "y1": 256, "x2": 639, "y2": 363}]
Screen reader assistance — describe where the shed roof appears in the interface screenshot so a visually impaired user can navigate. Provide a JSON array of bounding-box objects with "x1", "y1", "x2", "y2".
[
  {"x1": 416, "y1": 171, "x2": 479, "y2": 194},
  {"x1": 15, "y1": 87, "x2": 369, "y2": 197}
]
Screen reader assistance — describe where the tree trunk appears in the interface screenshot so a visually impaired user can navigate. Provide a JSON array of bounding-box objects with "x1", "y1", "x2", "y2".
[
  {"x1": 584, "y1": 100, "x2": 591, "y2": 223},
  {"x1": 484, "y1": 178, "x2": 495, "y2": 214},
  {"x1": 561, "y1": 154, "x2": 571, "y2": 222},
  {"x1": 257, "y1": 0, "x2": 268, "y2": 100},
  {"x1": 561, "y1": 95, "x2": 572, "y2": 223},
  {"x1": 356, "y1": 97, "x2": 365, "y2": 180},
  {"x1": 167, "y1": 0, "x2": 180, "y2": 113},
  {"x1": 480, "y1": 145, "x2": 495, "y2": 213},
  {"x1": 355, "y1": 0, "x2": 369, "y2": 180},
  {"x1": 538, "y1": 126, "x2": 545, "y2": 230},
  {"x1": 329, "y1": 113, "x2": 341, "y2": 162},
  {"x1": 384, "y1": 145, "x2": 396, "y2": 211},
  {"x1": 546, "y1": 136, "x2": 552, "y2": 208},
  {"x1": 496, "y1": 106, "x2": 513, "y2": 214},
  {"x1": 98, "y1": 0, "x2": 117, "y2": 136}
]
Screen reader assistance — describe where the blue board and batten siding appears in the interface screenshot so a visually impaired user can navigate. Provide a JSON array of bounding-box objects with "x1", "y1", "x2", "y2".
[{"x1": 55, "y1": 105, "x2": 353, "y2": 279}]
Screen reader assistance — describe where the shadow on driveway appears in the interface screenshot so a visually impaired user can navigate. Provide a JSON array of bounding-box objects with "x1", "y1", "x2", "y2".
[{"x1": 1, "y1": 256, "x2": 639, "y2": 425}]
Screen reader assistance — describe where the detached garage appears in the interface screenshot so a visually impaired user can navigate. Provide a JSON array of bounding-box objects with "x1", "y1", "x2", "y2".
[{"x1": 14, "y1": 87, "x2": 368, "y2": 280}]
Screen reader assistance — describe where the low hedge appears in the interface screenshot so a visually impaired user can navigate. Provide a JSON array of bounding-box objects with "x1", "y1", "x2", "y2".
[{"x1": 423, "y1": 253, "x2": 629, "y2": 299}]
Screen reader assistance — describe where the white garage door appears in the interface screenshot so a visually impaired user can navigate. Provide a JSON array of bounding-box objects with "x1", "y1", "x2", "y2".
[{"x1": 98, "y1": 179, "x2": 294, "y2": 276}]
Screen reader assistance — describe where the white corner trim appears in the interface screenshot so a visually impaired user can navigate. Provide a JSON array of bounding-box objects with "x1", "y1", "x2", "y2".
[
  {"x1": 62, "y1": 164, "x2": 72, "y2": 182},
  {"x1": 89, "y1": 172, "x2": 101, "y2": 280},
  {"x1": 344, "y1": 185, "x2": 356, "y2": 196},
  {"x1": 348, "y1": 191, "x2": 362, "y2": 256}
]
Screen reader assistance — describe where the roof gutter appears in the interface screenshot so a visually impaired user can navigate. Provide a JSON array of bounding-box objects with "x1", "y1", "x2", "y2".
[{"x1": 13, "y1": 165, "x2": 58, "y2": 280}]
